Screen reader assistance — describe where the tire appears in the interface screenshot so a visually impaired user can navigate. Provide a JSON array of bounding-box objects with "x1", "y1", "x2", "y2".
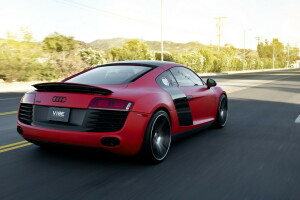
[
  {"x1": 140, "y1": 110, "x2": 171, "y2": 164},
  {"x1": 213, "y1": 94, "x2": 228, "y2": 128}
]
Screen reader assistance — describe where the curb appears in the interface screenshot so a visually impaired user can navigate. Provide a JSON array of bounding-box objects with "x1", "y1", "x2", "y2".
[
  {"x1": 0, "y1": 81, "x2": 41, "y2": 93},
  {"x1": 197, "y1": 67, "x2": 299, "y2": 76}
]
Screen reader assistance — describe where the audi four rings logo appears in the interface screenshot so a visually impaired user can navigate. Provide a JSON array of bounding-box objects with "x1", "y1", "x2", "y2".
[{"x1": 52, "y1": 96, "x2": 67, "y2": 103}]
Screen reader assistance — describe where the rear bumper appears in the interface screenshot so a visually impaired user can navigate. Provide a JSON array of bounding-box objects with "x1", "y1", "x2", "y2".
[{"x1": 18, "y1": 111, "x2": 150, "y2": 156}]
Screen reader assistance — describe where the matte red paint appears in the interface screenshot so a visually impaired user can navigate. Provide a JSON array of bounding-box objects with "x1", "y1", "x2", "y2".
[{"x1": 17, "y1": 62, "x2": 226, "y2": 156}]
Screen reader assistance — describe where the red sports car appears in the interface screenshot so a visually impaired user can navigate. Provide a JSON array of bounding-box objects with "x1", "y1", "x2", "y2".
[{"x1": 17, "y1": 60, "x2": 228, "y2": 163}]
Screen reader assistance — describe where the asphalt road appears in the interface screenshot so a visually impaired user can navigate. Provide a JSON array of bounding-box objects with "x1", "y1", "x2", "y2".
[{"x1": 0, "y1": 69, "x2": 300, "y2": 200}]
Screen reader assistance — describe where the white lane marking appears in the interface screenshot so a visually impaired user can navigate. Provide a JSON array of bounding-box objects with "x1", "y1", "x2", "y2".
[
  {"x1": 295, "y1": 115, "x2": 300, "y2": 124},
  {"x1": 0, "y1": 97, "x2": 21, "y2": 101}
]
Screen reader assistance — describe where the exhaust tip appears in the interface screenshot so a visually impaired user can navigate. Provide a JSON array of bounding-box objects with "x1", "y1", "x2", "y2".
[
  {"x1": 17, "y1": 126, "x2": 23, "y2": 135},
  {"x1": 101, "y1": 137, "x2": 120, "y2": 147}
]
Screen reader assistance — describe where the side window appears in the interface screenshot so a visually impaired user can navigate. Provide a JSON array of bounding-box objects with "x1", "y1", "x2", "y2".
[
  {"x1": 156, "y1": 70, "x2": 178, "y2": 88},
  {"x1": 170, "y1": 67, "x2": 204, "y2": 86}
]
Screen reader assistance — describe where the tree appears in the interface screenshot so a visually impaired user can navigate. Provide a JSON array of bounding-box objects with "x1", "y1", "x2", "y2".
[
  {"x1": 257, "y1": 38, "x2": 284, "y2": 59},
  {"x1": 198, "y1": 48, "x2": 216, "y2": 72},
  {"x1": 222, "y1": 44, "x2": 237, "y2": 71},
  {"x1": 289, "y1": 47, "x2": 300, "y2": 64},
  {"x1": 155, "y1": 52, "x2": 174, "y2": 61},
  {"x1": 43, "y1": 32, "x2": 76, "y2": 53},
  {"x1": 42, "y1": 33, "x2": 85, "y2": 78},
  {"x1": 79, "y1": 49, "x2": 106, "y2": 67},
  {"x1": 175, "y1": 51, "x2": 204, "y2": 73},
  {"x1": 0, "y1": 30, "x2": 58, "y2": 81},
  {"x1": 109, "y1": 39, "x2": 150, "y2": 61},
  {"x1": 20, "y1": 27, "x2": 33, "y2": 42},
  {"x1": 257, "y1": 38, "x2": 287, "y2": 68},
  {"x1": 272, "y1": 38, "x2": 284, "y2": 60}
]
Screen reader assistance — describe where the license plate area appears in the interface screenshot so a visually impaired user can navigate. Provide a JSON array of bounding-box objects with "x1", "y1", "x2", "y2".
[{"x1": 48, "y1": 107, "x2": 70, "y2": 122}]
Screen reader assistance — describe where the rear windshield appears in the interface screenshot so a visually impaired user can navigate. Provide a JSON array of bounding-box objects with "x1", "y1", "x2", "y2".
[{"x1": 65, "y1": 65, "x2": 152, "y2": 85}]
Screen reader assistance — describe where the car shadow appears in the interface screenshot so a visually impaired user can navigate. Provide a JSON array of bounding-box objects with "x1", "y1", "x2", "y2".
[{"x1": 27, "y1": 96, "x2": 299, "y2": 167}]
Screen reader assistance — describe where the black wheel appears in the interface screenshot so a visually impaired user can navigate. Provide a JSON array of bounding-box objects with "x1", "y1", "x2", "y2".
[
  {"x1": 213, "y1": 94, "x2": 228, "y2": 128},
  {"x1": 140, "y1": 110, "x2": 171, "y2": 163}
]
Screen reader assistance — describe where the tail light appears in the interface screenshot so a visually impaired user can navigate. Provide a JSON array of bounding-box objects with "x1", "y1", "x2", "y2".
[
  {"x1": 20, "y1": 92, "x2": 36, "y2": 104},
  {"x1": 88, "y1": 97, "x2": 133, "y2": 111}
]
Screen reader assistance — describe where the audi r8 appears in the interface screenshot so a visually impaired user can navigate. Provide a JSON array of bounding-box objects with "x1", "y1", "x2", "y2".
[{"x1": 17, "y1": 60, "x2": 228, "y2": 163}]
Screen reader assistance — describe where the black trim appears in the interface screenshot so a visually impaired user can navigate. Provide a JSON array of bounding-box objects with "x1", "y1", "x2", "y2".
[
  {"x1": 19, "y1": 104, "x2": 33, "y2": 125},
  {"x1": 100, "y1": 60, "x2": 176, "y2": 68},
  {"x1": 33, "y1": 82, "x2": 112, "y2": 95},
  {"x1": 86, "y1": 109, "x2": 129, "y2": 132},
  {"x1": 24, "y1": 138, "x2": 110, "y2": 152},
  {"x1": 172, "y1": 122, "x2": 214, "y2": 142},
  {"x1": 156, "y1": 71, "x2": 193, "y2": 126},
  {"x1": 165, "y1": 87, "x2": 193, "y2": 126},
  {"x1": 32, "y1": 106, "x2": 128, "y2": 132}
]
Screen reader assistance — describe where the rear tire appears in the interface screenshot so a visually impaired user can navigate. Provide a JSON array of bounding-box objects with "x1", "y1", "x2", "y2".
[
  {"x1": 213, "y1": 94, "x2": 228, "y2": 128},
  {"x1": 140, "y1": 110, "x2": 171, "y2": 164}
]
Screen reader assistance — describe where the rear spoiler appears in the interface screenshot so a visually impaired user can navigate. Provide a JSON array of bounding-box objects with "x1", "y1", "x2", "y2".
[{"x1": 33, "y1": 82, "x2": 113, "y2": 95}]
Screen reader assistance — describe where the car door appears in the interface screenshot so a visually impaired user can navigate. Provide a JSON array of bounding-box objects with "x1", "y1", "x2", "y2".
[{"x1": 170, "y1": 67, "x2": 216, "y2": 125}]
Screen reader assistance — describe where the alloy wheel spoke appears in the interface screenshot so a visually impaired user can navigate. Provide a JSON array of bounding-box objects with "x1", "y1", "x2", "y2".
[
  {"x1": 157, "y1": 144, "x2": 164, "y2": 157},
  {"x1": 157, "y1": 119, "x2": 167, "y2": 132}
]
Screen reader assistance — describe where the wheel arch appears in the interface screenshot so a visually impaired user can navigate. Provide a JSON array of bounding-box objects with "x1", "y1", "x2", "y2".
[
  {"x1": 150, "y1": 106, "x2": 180, "y2": 136},
  {"x1": 153, "y1": 107, "x2": 171, "y2": 122}
]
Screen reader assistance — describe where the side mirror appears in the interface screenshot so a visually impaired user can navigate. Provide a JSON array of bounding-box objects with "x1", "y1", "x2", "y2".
[{"x1": 206, "y1": 78, "x2": 217, "y2": 89}]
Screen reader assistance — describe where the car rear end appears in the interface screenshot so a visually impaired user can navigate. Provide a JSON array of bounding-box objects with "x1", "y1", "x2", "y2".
[{"x1": 17, "y1": 64, "x2": 155, "y2": 155}]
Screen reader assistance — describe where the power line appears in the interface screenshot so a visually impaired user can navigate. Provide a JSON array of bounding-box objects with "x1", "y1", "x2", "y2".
[
  {"x1": 55, "y1": 0, "x2": 207, "y2": 40},
  {"x1": 56, "y1": 0, "x2": 158, "y2": 26}
]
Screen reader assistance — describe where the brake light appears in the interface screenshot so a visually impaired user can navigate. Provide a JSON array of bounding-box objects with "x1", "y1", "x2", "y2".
[
  {"x1": 88, "y1": 98, "x2": 133, "y2": 111},
  {"x1": 20, "y1": 92, "x2": 36, "y2": 104}
]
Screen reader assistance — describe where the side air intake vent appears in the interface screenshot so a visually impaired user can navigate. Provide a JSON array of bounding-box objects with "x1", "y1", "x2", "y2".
[
  {"x1": 18, "y1": 103, "x2": 33, "y2": 125},
  {"x1": 86, "y1": 110, "x2": 128, "y2": 132}
]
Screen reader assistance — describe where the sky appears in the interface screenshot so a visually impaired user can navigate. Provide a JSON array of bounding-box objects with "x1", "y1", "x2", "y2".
[{"x1": 0, "y1": 0, "x2": 299, "y2": 50}]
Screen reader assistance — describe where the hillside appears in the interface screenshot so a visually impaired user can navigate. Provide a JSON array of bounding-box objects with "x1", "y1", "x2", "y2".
[{"x1": 89, "y1": 38, "x2": 208, "y2": 52}]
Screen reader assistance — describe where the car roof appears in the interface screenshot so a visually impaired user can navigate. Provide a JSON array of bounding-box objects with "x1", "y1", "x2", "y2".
[{"x1": 101, "y1": 60, "x2": 177, "y2": 68}]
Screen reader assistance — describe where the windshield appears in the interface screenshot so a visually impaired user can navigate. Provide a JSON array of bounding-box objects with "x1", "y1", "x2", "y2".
[{"x1": 65, "y1": 65, "x2": 152, "y2": 85}]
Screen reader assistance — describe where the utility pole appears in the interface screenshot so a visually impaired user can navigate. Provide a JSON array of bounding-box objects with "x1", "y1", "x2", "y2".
[
  {"x1": 214, "y1": 17, "x2": 226, "y2": 51},
  {"x1": 242, "y1": 29, "x2": 252, "y2": 70},
  {"x1": 243, "y1": 31, "x2": 246, "y2": 70},
  {"x1": 272, "y1": 41, "x2": 275, "y2": 69},
  {"x1": 255, "y1": 36, "x2": 261, "y2": 46},
  {"x1": 160, "y1": 0, "x2": 164, "y2": 61},
  {"x1": 286, "y1": 42, "x2": 290, "y2": 68}
]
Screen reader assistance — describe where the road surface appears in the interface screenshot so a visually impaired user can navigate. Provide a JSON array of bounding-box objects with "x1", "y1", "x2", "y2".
[{"x1": 0, "y1": 69, "x2": 299, "y2": 200}]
